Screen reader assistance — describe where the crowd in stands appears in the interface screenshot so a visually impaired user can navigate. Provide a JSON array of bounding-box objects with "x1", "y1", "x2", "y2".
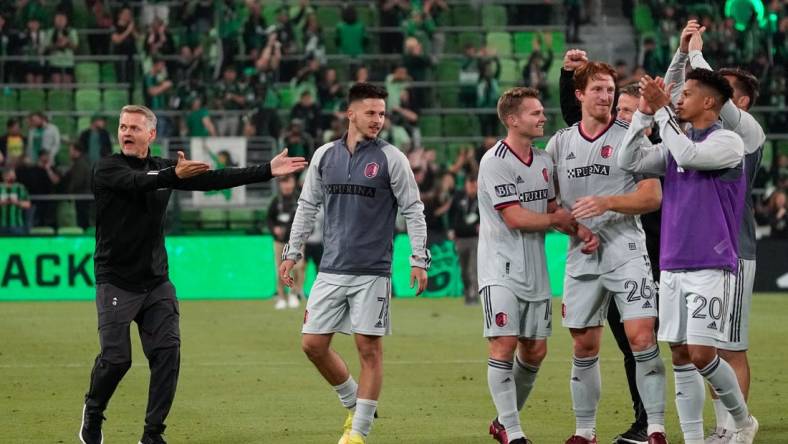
[{"x1": 0, "y1": 0, "x2": 786, "y2": 239}]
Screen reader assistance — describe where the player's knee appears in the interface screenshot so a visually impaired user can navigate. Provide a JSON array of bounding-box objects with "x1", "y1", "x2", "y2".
[
  {"x1": 488, "y1": 336, "x2": 518, "y2": 361},
  {"x1": 301, "y1": 338, "x2": 329, "y2": 361},
  {"x1": 357, "y1": 343, "x2": 382, "y2": 365},
  {"x1": 627, "y1": 329, "x2": 656, "y2": 352},
  {"x1": 571, "y1": 334, "x2": 600, "y2": 357},
  {"x1": 670, "y1": 343, "x2": 691, "y2": 365},
  {"x1": 521, "y1": 344, "x2": 547, "y2": 365},
  {"x1": 688, "y1": 346, "x2": 717, "y2": 369}
]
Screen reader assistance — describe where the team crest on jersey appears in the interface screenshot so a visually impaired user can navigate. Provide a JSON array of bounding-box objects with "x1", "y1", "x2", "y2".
[
  {"x1": 600, "y1": 145, "x2": 614, "y2": 159},
  {"x1": 364, "y1": 162, "x2": 380, "y2": 178},
  {"x1": 495, "y1": 312, "x2": 508, "y2": 327},
  {"x1": 542, "y1": 168, "x2": 549, "y2": 182}
]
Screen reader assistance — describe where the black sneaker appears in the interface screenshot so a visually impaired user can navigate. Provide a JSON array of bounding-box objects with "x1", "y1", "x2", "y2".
[
  {"x1": 510, "y1": 438, "x2": 534, "y2": 444},
  {"x1": 78, "y1": 404, "x2": 105, "y2": 444},
  {"x1": 613, "y1": 423, "x2": 648, "y2": 444},
  {"x1": 139, "y1": 433, "x2": 167, "y2": 444}
]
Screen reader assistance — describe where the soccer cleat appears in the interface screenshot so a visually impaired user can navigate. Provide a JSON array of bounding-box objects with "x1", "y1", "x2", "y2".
[
  {"x1": 337, "y1": 410, "x2": 354, "y2": 444},
  {"x1": 731, "y1": 415, "x2": 758, "y2": 444},
  {"x1": 647, "y1": 432, "x2": 668, "y2": 444},
  {"x1": 613, "y1": 423, "x2": 648, "y2": 444},
  {"x1": 78, "y1": 404, "x2": 104, "y2": 444},
  {"x1": 138, "y1": 432, "x2": 167, "y2": 444},
  {"x1": 274, "y1": 298, "x2": 287, "y2": 310},
  {"x1": 347, "y1": 431, "x2": 366, "y2": 444},
  {"x1": 489, "y1": 417, "x2": 507, "y2": 443},
  {"x1": 509, "y1": 438, "x2": 534, "y2": 444},
  {"x1": 287, "y1": 293, "x2": 300, "y2": 308},
  {"x1": 566, "y1": 435, "x2": 598, "y2": 444},
  {"x1": 705, "y1": 427, "x2": 733, "y2": 444}
]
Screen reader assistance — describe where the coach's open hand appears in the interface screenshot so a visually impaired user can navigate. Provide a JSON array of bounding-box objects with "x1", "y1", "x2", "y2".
[
  {"x1": 279, "y1": 259, "x2": 296, "y2": 287},
  {"x1": 271, "y1": 148, "x2": 308, "y2": 176},
  {"x1": 411, "y1": 267, "x2": 427, "y2": 295},
  {"x1": 175, "y1": 151, "x2": 210, "y2": 179}
]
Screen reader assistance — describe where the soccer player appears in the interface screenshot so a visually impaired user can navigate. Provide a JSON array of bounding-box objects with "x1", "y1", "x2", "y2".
[
  {"x1": 79, "y1": 105, "x2": 306, "y2": 444},
  {"x1": 279, "y1": 83, "x2": 430, "y2": 444},
  {"x1": 618, "y1": 70, "x2": 759, "y2": 444},
  {"x1": 662, "y1": 22, "x2": 765, "y2": 443},
  {"x1": 560, "y1": 49, "x2": 662, "y2": 444},
  {"x1": 479, "y1": 87, "x2": 597, "y2": 444},
  {"x1": 546, "y1": 61, "x2": 667, "y2": 444}
]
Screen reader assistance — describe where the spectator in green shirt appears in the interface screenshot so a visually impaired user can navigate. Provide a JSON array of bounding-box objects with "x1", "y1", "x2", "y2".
[
  {"x1": 144, "y1": 58, "x2": 175, "y2": 137},
  {"x1": 336, "y1": 5, "x2": 367, "y2": 57},
  {"x1": 44, "y1": 12, "x2": 78, "y2": 84},
  {"x1": 402, "y1": 10, "x2": 435, "y2": 54},
  {"x1": 184, "y1": 95, "x2": 217, "y2": 137},
  {"x1": 211, "y1": 65, "x2": 253, "y2": 136},
  {"x1": 0, "y1": 167, "x2": 31, "y2": 235}
]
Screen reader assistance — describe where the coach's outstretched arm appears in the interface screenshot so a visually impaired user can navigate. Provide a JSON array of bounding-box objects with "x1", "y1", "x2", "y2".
[{"x1": 172, "y1": 150, "x2": 306, "y2": 191}]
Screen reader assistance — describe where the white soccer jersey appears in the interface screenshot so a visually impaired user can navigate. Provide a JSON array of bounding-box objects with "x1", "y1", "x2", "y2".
[
  {"x1": 546, "y1": 120, "x2": 650, "y2": 277},
  {"x1": 477, "y1": 141, "x2": 555, "y2": 301}
]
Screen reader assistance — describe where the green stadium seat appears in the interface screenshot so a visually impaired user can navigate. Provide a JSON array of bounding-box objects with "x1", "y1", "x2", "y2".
[
  {"x1": 228, "y1": 208, "x2": 255, "y2": 230},
  {"x1": 199, "y1": 209, "x2": 228, "y2": 230},
  {"x1": 71, "y1": 0, "x2": 90, "y2": 28},
  {"x1": 419, "y1": 115, "x2": 442, "y2": 138},
  {"x1": 486, "y1": 32, "x2": 512, "y2": 56},
  {"x1": 437, "y1": 86, "x2": 460, "y2": 108},
  {"x1": 550, "y1": 31, "x2": 566, "y2": 56},
  {"x1": 77, "y1": 116, "x2": 92, "y2": 133},
  {"x1": 75, "y1": 89, "x2": 102, "y2": 110},
  {"x1": 47, "y1": 89, "x2": 74, "y2": 111},
  {"x1": 19, "y1": 89, "x2": 45, "y2": 111},
  {"x1": 451, "y1": 5, "x2": 479, "y2": 26},
  {"x1": 178, "y1": 210, "x2": 200, "y2": 230},
  {"x1": 436, "y1": 60, "x2": 461, "y2": 81},
  {"x1": 356, "y1": 5, "x2": 377, "y2": 25},
  {"x1": 443, "y1": 115, "x2": 479, "y2": 138},
  {"x1": 85, "y1": 226, "x2": 96, "y2": 236},
  {"x1": 51, "y1": 116, "x2": 75, "y2": 138},
  {"x1": 29, "y1": 226, "x2": 56, "y2": 235},
  {"x1": 323, "y1": 28, "x2": 337, "y2": 54},
  {"x1": 57, "y1": 201, "x2": 77, "y2": 227},
  {"x1": 103, "y1": 89, "x2": 127, "y2": 111},
  {"x1": 0, "y1": 89, "x2": 16, "y2": 111},
  {"x1": 58, "y1": 226, "x2": 84, "y2": 235},
  {"x1": 75, "y1": 62, "x2": 100, "y2": 84},
  {"x1": 499, "y1": 58, "x2": 520, "y2": 85},
  {"x1": 514, "y1": 32, "x2": 536, "y2": 56},
  {"x1": 100, "y1": 63, "x2": 117, "y2": 83},
  {"x1": 482, "y1": 5, "x2": 507, "y2": 28},
  {"x1": 131, "y1": 88, "x2": 144, "y2": 106},
  {"x1": 457, "y1": 31, "x2": 483, "y2": 51},
  {"x1": 316, "y1": 6, "x2": 341, "y2": 27}
]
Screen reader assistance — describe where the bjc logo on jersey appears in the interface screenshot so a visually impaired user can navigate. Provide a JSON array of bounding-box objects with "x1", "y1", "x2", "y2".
[
  {"x1": 364, "y1": 162, "x2": 380, "y2": 178},
  {"x1": 495, "y1": 312, "x2": 508, "y2": 327},
  {"x1": 542, "y1": 168, "x2": 549, "y2": 182},
  {"x1": 600, "y1": 145, "x2": 614, "y2": 159}
]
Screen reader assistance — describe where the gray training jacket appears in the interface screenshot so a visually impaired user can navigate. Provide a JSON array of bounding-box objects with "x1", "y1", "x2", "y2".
[{"x1": 283, "y1": 136, "x2": 430, "y2": 276}]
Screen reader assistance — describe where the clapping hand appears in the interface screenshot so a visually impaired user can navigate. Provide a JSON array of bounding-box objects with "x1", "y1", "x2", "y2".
[{"x1": 639, "y1": 76, "x2": 674, "y2": 113}]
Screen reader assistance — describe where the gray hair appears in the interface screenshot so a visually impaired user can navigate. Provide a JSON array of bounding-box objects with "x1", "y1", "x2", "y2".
[{"x1": 120, "y1": 105, "x2": 157, "y2": 130}]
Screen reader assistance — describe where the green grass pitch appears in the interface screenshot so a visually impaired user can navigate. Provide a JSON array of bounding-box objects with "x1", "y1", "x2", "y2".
[{"x1": 1, "y1": 295, "x2": 787, "y2": 443}]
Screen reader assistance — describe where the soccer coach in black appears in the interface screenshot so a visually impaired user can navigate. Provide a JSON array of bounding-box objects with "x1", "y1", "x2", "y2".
[{"x1": 79, "y1": 105, "x2": 306, "y2": 444}]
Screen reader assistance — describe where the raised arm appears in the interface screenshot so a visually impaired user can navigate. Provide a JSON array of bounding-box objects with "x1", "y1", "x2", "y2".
[{"x1": 618, "y1": 110, "x2": 668, "y2": 175}]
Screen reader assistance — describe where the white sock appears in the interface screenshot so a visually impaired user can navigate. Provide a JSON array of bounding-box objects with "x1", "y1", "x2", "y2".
[
  {"x1": 712, "y1": 397, "x2": 730, "y2": 431},
  {"x1": 699, "y1": 356, "x2": 749, "y2": 428},
  {"x1": 571, "y1": 355, "x2": 600, "y2": 435},
  {"x1": 333, "y1": 376, "x2": 358, "y2": 409},
  {"x1": 351, "y1": 398, "x2": 377, "y2": 437},
  {"x1": 487, "y1": 358, "x2": 525, "y2": 442},
  {"x1": 673, "y1": 363, "x2": 705, "y2": 442},
  {"x1": 513, "y1": 357, "x2": 540, "y2": 411}
]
